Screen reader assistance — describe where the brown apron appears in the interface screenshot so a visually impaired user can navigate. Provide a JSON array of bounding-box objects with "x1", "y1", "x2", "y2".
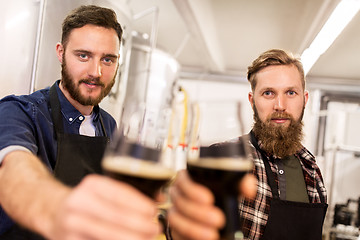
[{"x1": 1, "y1": 84, "x2": 109, "y2": 239}]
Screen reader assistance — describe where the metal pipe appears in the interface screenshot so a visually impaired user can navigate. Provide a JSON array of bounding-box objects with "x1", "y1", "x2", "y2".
[
  {"x1": 328, "y1": 145, "x2": 338, "y2": 210},
  {"x1": 29, "y1": 0, "x2": 46, "y2": 94}
]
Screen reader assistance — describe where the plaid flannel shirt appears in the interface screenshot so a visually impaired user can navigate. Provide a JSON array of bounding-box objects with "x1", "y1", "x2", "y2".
[{"x1": 239, "y1": 132, "x2": 327, "y2": 240}]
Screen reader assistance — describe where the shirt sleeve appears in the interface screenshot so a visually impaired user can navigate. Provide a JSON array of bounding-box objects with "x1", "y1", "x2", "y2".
[
  {"x1": 0, "y1": 97, "x2": 39, "y2": 156},
  {"x1": 0, "y1": 145, "x2": 31, "y2": 165}
]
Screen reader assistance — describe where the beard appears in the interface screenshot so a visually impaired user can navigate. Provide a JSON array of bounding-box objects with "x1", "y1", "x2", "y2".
[
  {"x1": 252, "y1": 104, "x2": 305, "y2": 158},
  {"x1": 60, "y1": 57, "x2": 116, "y2": 106}
]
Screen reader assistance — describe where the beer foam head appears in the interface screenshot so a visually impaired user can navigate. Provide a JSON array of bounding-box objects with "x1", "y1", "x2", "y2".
[
  {"x1": 188, "y1": 157, "x2": 253, "y2": 171},
  {"x1": 102, "y1": 155, "x2": 175, "y2": 179}
]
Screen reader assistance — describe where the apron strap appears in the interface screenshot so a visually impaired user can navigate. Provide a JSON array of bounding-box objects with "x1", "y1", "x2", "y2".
[
  {"x1": 98, "y1": 113, "x2": 108, "y2": 139},
  {"x1": 49, "y1": 83, "x2": 64, "y2": 134},
  {"x1": 262, "y1": 154, "x2": 280, "y2": 199},
  {"x1": 249, "y1": 131, "x2": 280, "y2": 199}
]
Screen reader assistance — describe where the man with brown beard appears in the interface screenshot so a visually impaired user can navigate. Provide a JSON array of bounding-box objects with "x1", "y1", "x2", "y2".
[
  {"x1": 168, "y1": 49, "x2": 327, "y2": 240},
  {"x1": 0, "y1": 5, "x2": 162, "y2": 240}
]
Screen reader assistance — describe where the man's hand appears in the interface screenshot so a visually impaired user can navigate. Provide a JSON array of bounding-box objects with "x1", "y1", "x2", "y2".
[
  {"x1": 168, "y1": 170, "x2": 257, "y2": 240},
  {"x1": 51, "y1": 174, "x2": 162, "y2": 240}
]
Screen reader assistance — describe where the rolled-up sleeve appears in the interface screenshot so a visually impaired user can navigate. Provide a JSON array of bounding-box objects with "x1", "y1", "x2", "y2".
[{"x1": 0, "y1": 97, "x2": 39, "y2": 157}]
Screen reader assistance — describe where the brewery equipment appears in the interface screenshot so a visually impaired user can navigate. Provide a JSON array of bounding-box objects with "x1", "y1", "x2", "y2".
[
  {"x1": 329, "y1": 198, "x2": 360, "y2": 240},
  {"x1": 119, "y1": 31, "x2": 180, "y2": 149}
]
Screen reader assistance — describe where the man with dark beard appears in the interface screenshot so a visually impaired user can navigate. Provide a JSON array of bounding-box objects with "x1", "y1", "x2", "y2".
[
  {"x1": 168, "y1": 49, "x2": 327, "y2": 240},
  {"x1": 0, "y1": 5, "x2": 162, "y2": 240}
]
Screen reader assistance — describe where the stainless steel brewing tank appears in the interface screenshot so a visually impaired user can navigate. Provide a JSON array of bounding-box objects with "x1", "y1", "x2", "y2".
[{"x1": 120, "y1": 33, "x2": 180, "y2": 148}]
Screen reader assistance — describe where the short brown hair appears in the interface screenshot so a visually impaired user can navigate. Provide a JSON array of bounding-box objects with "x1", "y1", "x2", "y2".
[
  {"x1": 247, "y1": 49, "x2": 305, "y2": 91},
  {"x1": 61, "y1": 5, "x2": 123, "y2": 48}
]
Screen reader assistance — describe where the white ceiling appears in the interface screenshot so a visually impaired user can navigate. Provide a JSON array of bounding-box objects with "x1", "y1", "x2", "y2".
[{"x1": 126, "y1": 0, "x2": 360, "y2": 86}]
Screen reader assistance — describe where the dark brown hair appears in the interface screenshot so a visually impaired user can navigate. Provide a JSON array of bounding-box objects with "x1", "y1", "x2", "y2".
[
  {"x1": 247, "y1": 49, "x2": 305, "y2": 91},
  {"x1": 61, "y1": 5, "x2": 123, "y2": 47}
]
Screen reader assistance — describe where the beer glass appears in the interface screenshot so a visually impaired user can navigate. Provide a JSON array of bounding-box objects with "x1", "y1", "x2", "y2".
[
  {"x1": 187, "y1": 100, "x2": 253, "y2": 240},
  {"x1": 102, "y1": 103, "x2": 176, "y2": 200}
]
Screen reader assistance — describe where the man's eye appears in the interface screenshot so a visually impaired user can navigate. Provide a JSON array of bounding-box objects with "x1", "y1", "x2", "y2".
[
  {"x1": 288, "y1": 91, "x2": 296, "y2": 96},
  {"x1": 103, "y1": 58, "x2": 113, "y2": 64},
  {"x1": 79, "y1": 54, "x2": 88, "y2": 60},
  {"x1": 263, "y1": 91, "x2": 273, "y2": 96}
]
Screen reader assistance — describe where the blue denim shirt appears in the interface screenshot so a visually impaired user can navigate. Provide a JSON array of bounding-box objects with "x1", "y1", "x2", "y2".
[{"x1": 0, "y1": 80, "x2": 117, "y2": 234}]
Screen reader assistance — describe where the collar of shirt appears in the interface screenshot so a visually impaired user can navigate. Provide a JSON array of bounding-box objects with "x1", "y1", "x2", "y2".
[
  {"x1": 54, "y1": 80, "x2": 100, "y2": 125},
  {"x1": 254, "y1": 135, "x2": 319, "y2": 183}
]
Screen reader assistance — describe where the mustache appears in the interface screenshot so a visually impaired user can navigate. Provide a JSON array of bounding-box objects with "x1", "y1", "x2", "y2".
[
  {"x1": 266, "y1": 112, "x2": 293, "y2": 121},
  {"x1": 79, "y1": 78, "x2": 104, "y2": 87}
]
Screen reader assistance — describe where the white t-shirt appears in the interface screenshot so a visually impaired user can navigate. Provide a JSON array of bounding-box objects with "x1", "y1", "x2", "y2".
[{"x1": 79, "y1": 114, "x2": 96, "y2": 137}]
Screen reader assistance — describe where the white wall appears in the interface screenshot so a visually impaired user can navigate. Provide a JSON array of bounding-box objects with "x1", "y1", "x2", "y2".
[
  {"x1": 0, "y1": 0, "x2": 41, "y2": 98},
  {"x1": 179, "y1": 79, "x2": 253, "y2": 133}
]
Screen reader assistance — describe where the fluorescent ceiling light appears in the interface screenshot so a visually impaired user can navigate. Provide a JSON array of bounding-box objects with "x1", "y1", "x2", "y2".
[{"x1": 301, "y1": 0, "x2": 360, "y2": 75}]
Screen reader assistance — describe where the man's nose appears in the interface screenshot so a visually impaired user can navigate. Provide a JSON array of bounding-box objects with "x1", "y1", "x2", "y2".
[
  {"x1": 274, "y1": 95, "x2": 286, "y2": 111},
  {"x1": 88, "y1": 60, "x2": 102, "y2": 78}
]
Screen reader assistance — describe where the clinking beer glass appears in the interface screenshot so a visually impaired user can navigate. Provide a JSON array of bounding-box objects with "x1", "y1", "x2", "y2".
[
  {"x1": 187, "y1": 101, "x2": 253, "y2": 240},
  {"x1": 102, "y1": 102, "x2": 176, "y2": 201}
]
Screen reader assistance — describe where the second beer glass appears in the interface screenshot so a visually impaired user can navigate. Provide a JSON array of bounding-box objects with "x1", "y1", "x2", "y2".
[{"x1": 187, "y1": 100, "x2": 253, "y2": 240}]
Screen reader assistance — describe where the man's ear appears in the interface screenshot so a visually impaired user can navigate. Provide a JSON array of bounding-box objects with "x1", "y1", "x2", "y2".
[
  {"x1": 304, "y1": 90, "x2": 309, "y2": 106},
  {"x1": 55, "y1": 43, "x2": 64, "y2": 63},
  {"x1": 248, "y1": 92, "x2": 254, "y2": 109}
]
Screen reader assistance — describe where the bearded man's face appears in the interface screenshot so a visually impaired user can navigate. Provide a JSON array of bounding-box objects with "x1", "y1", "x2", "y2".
[
  {"x1": 61, "y1": 57, "x2": 116, "y2": 106},
  {"x1": 57, "y1": 25, "x2": 120, "y2": 106},
  {"x1": 248, "y1": 64, "x2": 309, "y2": 158}
]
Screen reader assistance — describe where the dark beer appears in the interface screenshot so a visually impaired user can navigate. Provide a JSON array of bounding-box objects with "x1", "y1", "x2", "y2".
[
  {"x1": 187, "y1": 158, "x2": 252, "y2": 196},
  {"x1": 102, "y1": 156, "x2": 175, "y2": 199},
  {"x1": 188, "y1": 140, "x2": 252, "y2": 195},
  {"x1": 187, "y1": 158, "x2": 253, "y2": 240}
]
